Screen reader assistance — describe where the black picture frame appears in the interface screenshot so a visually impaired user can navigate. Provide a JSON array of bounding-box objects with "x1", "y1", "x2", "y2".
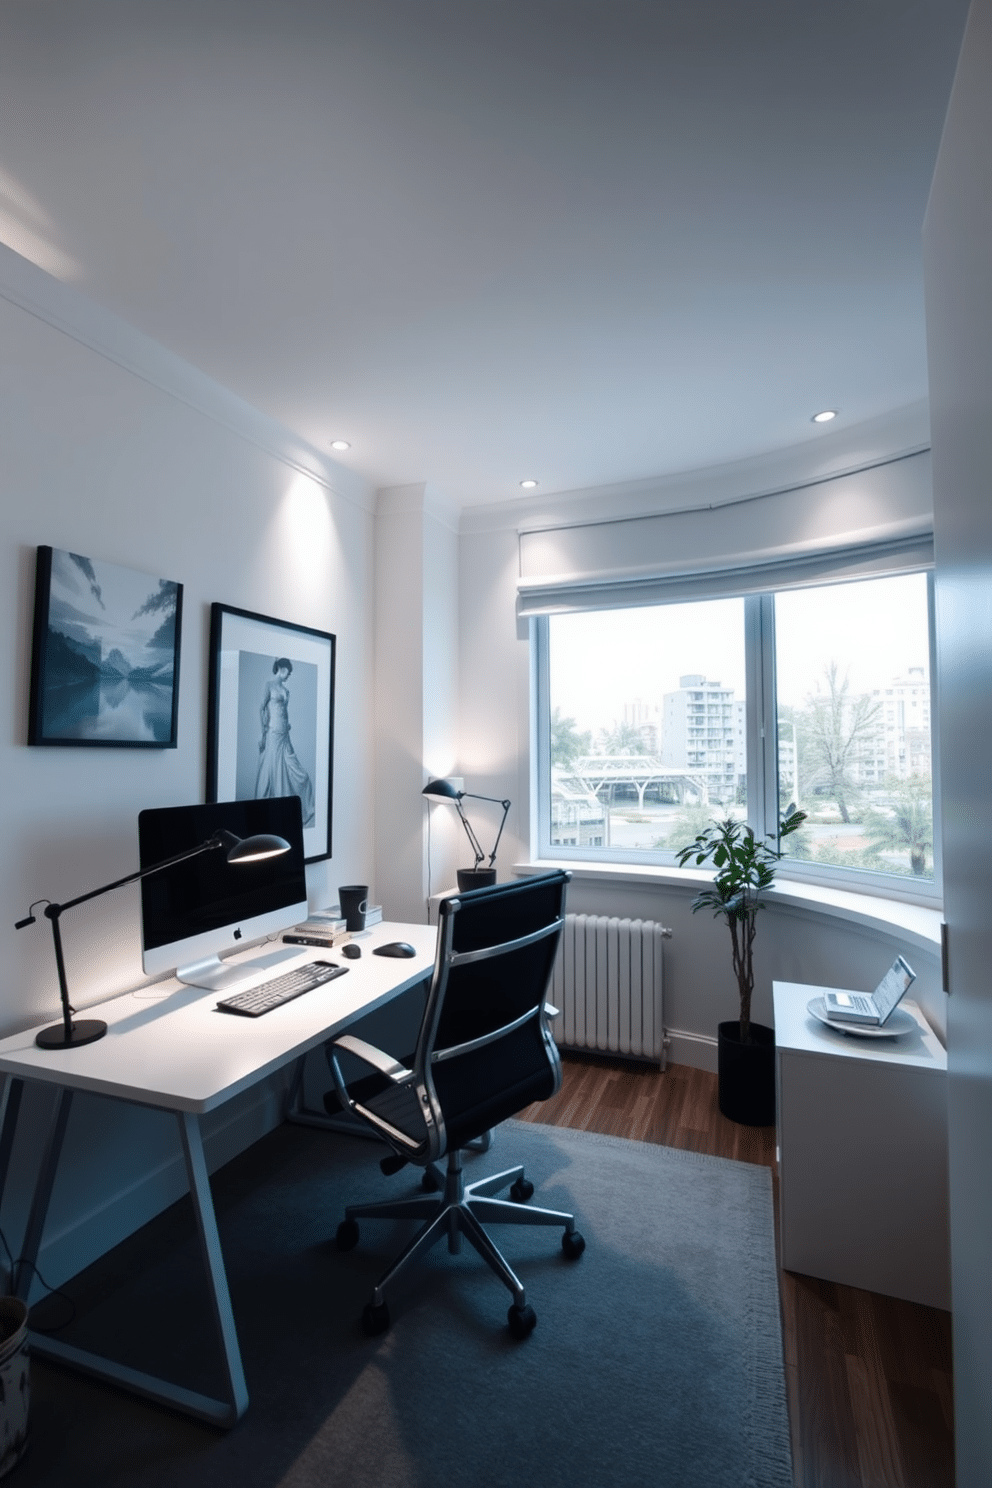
[
  {"x1": 27, "y1": 545, "x2": 183, "y2": 748},
  {"x1": 207, "y1": 603, "x2": 335, "y2": 863}
]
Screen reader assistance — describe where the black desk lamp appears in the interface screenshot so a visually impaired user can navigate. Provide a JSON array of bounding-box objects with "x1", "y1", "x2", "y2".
[
  {"x1": 15, "y1": 829, "x2": 290, "y2": 1051},
  {"x1": 422, "y1": 778, "x2": 511, "y2": 892}
]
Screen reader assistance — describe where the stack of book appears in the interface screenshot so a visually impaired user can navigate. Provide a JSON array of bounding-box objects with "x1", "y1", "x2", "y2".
[{"x1": 282, "y1": 910, "x2": 351, "y2": 949}]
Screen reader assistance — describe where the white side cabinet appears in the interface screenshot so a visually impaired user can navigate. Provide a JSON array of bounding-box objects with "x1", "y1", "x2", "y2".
[{"x1": 773, "y1": 981, "x2": 950, "y2": 1309}]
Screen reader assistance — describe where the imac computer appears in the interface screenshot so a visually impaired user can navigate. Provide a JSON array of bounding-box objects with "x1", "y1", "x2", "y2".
[{"x1": 139, "y1": 795, "x2": 309, "y2": 992}]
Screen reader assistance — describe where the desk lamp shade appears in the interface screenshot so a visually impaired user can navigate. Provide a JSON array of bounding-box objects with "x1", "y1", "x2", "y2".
[
  {"x1": 422, "y1": 779, "x2": 461, "y2": 802},
  {"x1": 226, "y1": 834, "x2": 289, "y2": 862},
  {"x1": 422, "y1": 778, "x2": 511, "y2": 892},
  {"x1": 15, "y1": 831, "x2": 291, "y2": 1050}
]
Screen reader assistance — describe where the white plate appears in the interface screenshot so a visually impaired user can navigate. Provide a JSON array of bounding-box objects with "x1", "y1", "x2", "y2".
[{"x1": 807, "y1": 997, "x2": 917, "y2": 1039}]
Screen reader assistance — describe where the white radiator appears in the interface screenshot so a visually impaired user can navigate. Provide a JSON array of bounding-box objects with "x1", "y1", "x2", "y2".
[{"x1": 552, "y1": 914, "x2": 671, "y2": 1069}]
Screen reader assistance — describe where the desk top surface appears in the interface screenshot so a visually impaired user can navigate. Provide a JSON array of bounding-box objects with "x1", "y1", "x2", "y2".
[
  {"x1": 773, "y1": 980, "x2": 946, "y2": 1071},
  {"x1": 0, "y1": 921, "x2": 437, "y2": 1114}
]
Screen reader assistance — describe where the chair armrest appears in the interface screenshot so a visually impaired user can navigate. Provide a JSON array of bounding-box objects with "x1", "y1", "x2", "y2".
[
  {"x1": 331, "y1": 1034, "x2": 414, "y2": 1085},
  {"x1": 327, "y1": 1038, "x2": 425, "y2": 1155},
  {"x1": 544, "y1": 1002, "x2": 560, "y2": 1019}
]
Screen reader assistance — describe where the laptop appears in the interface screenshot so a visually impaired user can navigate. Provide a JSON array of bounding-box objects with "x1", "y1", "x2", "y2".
[{"x1": 823, "y1": 955, "x2": 916, "y2": 1026}]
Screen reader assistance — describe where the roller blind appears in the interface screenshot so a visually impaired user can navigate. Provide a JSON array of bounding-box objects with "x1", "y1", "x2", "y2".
[
  {"x1": 518, "y1": 533, "x2": 934, "y2": 614},
  {"x1": 517, "y1": 453, "x2": 933, "y2": 615}
]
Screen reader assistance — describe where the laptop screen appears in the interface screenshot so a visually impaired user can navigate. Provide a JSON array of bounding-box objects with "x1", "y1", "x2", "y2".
[{"x1": 873, "y1": 957, "x2": 916, "y2": 1021}]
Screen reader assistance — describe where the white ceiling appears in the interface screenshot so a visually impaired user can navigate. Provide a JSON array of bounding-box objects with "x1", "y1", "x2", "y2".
[{"x1": 0, "y1": 0, "x2": 970, "y2": 508}]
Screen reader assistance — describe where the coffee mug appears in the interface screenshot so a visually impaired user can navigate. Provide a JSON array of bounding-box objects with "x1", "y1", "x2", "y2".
[{"x1": 338, "y1": 885, "x2": 369, "y2": 932}]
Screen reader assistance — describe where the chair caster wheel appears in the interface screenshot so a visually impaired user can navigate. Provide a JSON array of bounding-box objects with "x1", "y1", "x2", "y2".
[
  {"x1": 422, "y1": 1167, "x2": 442, "y2": 1192},
  {"x1": 510, "y1": 1176, "x2": 534, "y2": 1203},
  {"x1": 562, "y1": 1229, "x2": 585, "y2": 1259},
  {"x1": 336, "y1": 1218, "x2": 359, "y2": 1251},
  {"x1": 507, "y1": 1302, "x2": 537, "y2": 1339},
  {"x1": 362, "y1": 1302, "x2": 390, "y2": 1336}
]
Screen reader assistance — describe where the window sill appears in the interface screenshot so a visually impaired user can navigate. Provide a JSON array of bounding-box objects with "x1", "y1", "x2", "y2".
[{"x1": 515, "y1": 858, "x2": 943, "y2": 959}]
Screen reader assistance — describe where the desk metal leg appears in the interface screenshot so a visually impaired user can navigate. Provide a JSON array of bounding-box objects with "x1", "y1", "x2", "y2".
[
  {"x1": 0, "y1": 1078, "x2": 24, "y2": 1293},
  {"x1": 21, "y1": 1100, "x2": 249, "y2": 1427},
  {"x1": 15, "y1": 1086, "x2": 73, "y2": 1301},
  {"x1": 178, "y1": 1111, "x2": 249, "y2": 1423},
  {"x1": 0, "y1": 1078, "x2": 24, "y2": 1208}
]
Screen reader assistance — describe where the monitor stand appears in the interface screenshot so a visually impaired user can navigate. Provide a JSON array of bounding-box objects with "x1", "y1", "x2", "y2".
[{"x1": 176, "y1": 944, "x2": 305, "y2": 993}]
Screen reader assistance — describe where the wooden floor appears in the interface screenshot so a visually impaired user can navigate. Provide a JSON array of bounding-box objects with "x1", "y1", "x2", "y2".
[{"x1": 517, "y1": 1053, "x2": 955, "y2": 1488}]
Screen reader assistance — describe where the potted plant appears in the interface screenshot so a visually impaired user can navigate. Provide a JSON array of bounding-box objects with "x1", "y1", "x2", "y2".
[{"x1": 676, "y1": 809, "x2": 806, "y2": 1125}]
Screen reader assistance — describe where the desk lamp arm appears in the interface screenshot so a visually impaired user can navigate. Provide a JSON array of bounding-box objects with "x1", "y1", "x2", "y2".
[
  {"x1": 454, "y1": 800, "x2": 486, "y2": 870},
  {"x1": 460, "y1": 793, "x2": 512, "y2": 868},
  {"x1": 30, "y1": 831, "x2": 238, "y2": 922},
  {"x1": 15, "y1": 830, "x2": 283, "y2": 1051}
]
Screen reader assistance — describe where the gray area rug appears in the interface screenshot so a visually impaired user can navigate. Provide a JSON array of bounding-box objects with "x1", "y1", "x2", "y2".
[{"x1": 21, "y1": 1119, "x2": 792, "y2": 1488}]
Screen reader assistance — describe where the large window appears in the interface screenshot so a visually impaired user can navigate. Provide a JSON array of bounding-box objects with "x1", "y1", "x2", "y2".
[{"x1": 537, "y1": 568, "x2": 937, "y2": 899}]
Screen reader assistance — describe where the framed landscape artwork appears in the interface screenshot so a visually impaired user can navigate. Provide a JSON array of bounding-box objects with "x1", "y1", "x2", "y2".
[
  {"x1": 28, "y1": 546, "x2": 183, "y2": 747},
  {"x1": 207, "y1": 603, "x2": 336, "y2": 863}
]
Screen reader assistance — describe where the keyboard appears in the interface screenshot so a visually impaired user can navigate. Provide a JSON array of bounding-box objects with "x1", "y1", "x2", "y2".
[{"x1": 216, "y1": 960, "x2": 349, "y2": 1017}]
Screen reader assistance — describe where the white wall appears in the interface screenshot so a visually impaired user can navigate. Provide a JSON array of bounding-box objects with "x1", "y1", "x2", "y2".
[
  {"x1": 458, "y1": 523, "x2": 532, "y2": 877},
  {"x1": 373, "y1": 483, "x2": 460, "y2": 922},
  {"x1": 0, "y1": 245, "x2": 378, "y2": 1283},
  {"x1": 923, "y1": 0, "x2": 992, "y2": 1479}
]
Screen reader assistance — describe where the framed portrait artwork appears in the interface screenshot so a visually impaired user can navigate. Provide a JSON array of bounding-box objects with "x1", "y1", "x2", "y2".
[
  {"x1": 28, "y1": 546, "x2": 183, "y2": 747},
  {"x1": 207, "y1": 604, "x2": 335, "y2": 863}
]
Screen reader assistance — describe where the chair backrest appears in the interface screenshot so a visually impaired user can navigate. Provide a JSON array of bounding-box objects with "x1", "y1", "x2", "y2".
[{"x1": 415, "y1": 870, "x2": 570, "y2": 1156}]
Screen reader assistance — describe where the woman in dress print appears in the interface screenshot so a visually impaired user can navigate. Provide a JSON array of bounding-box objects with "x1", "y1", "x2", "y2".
[{"x1": 255, "y1": 657, "x2": 315, "y2": 826}]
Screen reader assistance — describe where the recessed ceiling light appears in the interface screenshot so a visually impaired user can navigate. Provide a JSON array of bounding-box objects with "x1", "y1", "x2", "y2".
[
  {"x1": 520, "y1": 479, "x2": 538, "y2": 489},
  {"x1": 330, "y1": 439, "x2": 351, "y2": 451},
  {"x1": 811, "y1": 410, "x2": 837, "y2": 424}
]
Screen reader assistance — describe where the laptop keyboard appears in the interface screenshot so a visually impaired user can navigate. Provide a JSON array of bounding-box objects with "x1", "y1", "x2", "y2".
[{"x1": 216, "y1": 960, "x2": 349, "y2": 1017}]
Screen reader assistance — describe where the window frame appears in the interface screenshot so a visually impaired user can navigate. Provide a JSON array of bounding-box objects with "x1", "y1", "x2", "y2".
[{"x1": 532, "y1": 568, "x2": 941, "y2": 907}]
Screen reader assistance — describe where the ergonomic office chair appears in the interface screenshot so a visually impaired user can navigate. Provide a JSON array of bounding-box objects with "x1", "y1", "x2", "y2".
[{"x1": 327, "y1": 869, "x2": 584, "y2": 1338}]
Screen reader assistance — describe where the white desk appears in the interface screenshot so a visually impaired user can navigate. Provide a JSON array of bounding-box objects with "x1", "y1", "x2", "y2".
[
  {"x1": 0, "y1": 921, "x2": 437, "y2": 1425},
  {"x1": 774, "y1": 980, "x2": 949, "y2": 1309}
]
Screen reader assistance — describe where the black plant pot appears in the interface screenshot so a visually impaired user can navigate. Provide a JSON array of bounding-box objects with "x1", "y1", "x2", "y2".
[
  {"x1": 717, "y1": 1020, "x2": 776, "y2": 1126},
  {"x1": 456, "y1": 868, "x2": 497, "y2": 892}
]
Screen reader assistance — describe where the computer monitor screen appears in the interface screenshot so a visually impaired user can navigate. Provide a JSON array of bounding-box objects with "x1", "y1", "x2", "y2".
[{"x1": 139, "y1": 795, "x2": 308, "y2": 990}]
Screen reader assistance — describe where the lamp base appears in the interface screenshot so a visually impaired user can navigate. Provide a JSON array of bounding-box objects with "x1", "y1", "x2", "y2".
[
  {"x1": 456, "y1": 868, "x2": 497, "y2": 891},
  {"x1": 35, "y1": 1019, "x2": 108, "y2": 1050}
]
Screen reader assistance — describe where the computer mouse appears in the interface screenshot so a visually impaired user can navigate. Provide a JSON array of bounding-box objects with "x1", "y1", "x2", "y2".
[
  {"x1": 341, "y1": 943, "x2": 362, "y2": 960},
  {"x1": 373, "y1": 941, "x2": 416, "y2": 958}
]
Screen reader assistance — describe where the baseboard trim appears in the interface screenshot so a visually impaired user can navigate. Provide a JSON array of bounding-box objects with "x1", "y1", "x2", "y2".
[
  {"x1": 665, "y1": 1028, "x2": 719, "y2": 1074},
  {"x1": 558, "y1": 1028, "x2": 718, "y2": 1075}
]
